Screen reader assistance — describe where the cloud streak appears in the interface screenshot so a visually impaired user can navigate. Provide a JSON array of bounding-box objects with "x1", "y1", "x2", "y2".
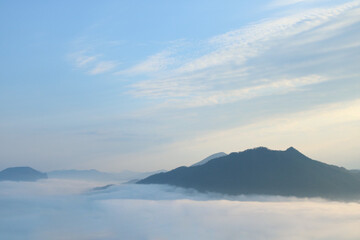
[
  {"x1": 125, "y1": 1, "x2": 360, "y2": 108},
  {"x1": 68, "y1": 50, "x2": 119, "y2": 75},
  {"x1": 119, "y1": 50, "x2": 175, "y2": 75},
  {"x1": 171, "y1": 75, "x2": 328, "y2": 108},
  {"x1": 88, "y1": 61, "x2": 117, "y2": 75},
  {"x1": 270, "y1": 0, "x2": 320, "y2": 7},
  {"x1": 69, "y1": 51, "x2": 97, "y2": 68}
]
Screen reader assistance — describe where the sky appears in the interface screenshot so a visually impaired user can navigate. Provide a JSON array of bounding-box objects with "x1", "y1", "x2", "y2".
[{"x1": 0, "y1": 0, "x2": 359, "y2": 172}]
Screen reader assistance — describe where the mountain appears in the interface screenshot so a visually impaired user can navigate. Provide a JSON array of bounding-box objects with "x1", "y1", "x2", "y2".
[
  {"x1": 48, "y1": 169, "x2": 165, "y2": 182},
  {"x1": 138, "y1": 147, "x2": 360, "y2": 200},
  {"x1": 350, "y1": 170, "x2": 360, "y2": 181},
  {"x1": 0, "y1": 167, "x2": 47, "y2": 182},
  {"x1": 191, "y1": 152, "x2": 227, "y2": 167}
]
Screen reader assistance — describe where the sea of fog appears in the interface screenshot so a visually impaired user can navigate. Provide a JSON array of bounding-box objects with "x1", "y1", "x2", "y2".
[{"x1": 1, "y1": 179, "x2": 360, "y2": 240}]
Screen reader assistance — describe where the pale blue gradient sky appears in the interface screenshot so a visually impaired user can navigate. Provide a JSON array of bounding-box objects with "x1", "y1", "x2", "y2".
[{"x1": 0, "y1": 0, "x2": 359, "y2": 171}]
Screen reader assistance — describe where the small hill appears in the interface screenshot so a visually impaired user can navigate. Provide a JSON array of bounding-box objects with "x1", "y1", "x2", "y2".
[
  {"x1": 0, "y1": 167, "x2": 47, "y2": 182},
  {"x1": 138, "y1": 147, "x2": 360, "y2": 200}
]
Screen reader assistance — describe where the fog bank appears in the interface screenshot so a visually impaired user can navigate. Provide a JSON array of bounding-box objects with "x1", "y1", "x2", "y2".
[{"x1": 1, "y1": 180, "x2": 359, "y2": 240}]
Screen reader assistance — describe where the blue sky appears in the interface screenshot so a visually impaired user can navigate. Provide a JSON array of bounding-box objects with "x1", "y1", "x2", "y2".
[{"x1": 1, "y1": 0, "x2": 359, "y2": 172}]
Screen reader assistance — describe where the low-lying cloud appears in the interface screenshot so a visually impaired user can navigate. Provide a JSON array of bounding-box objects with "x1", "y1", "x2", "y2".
[{"x1": 1, "y1": 179, "x2": 360, "y2": 240}]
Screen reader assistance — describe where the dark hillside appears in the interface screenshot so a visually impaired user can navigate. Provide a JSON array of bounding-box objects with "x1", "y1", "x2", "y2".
[{"x1": 138, "y1": 147, "x2": 360, "y2": 200}]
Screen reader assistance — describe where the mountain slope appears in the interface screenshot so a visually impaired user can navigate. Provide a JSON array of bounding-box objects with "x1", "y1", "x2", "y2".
[
  {"x1": 191, "y1": 152, "x2": 227, "y2": 167},
  {"x1": 138, "y1": 147, "x2": 360, "y2": 200},
  {"x1": 0, "y1": 167, "x2": 47, "y2": 182}
]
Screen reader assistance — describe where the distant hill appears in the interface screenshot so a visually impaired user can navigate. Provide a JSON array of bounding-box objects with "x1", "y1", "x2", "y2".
[
  {"x1": 191, "y1": 152, "x2": 227, "y2": 167},
  {"x1": 138, "y1": 147, "x2": 360, "y2": 200},
  {"x1": 48, "y1": 169, "x2": 165, "y2": 182},
  {"x1": 0, "y1": 167, "x2": 47, "y2": 182}
]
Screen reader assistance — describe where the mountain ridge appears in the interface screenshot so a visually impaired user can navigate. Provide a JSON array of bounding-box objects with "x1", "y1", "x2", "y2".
[
  {"x1": 138, "y1": 147, "x2": 360, "y2": 200},
  {"x1": 191, "y1": 152, "x2": 227, "y2": 167}
]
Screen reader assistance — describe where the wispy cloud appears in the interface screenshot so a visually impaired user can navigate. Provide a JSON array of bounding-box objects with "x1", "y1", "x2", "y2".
[
  {"x1": 69, "y1": 51, "x2": 97, "y2": 68},
  {"x1": 171, "y1": 1, "x2": 359, "y2": 74},
  {"x1": 125, "y1": 1, "x2": 359, "y2": 108},
  {"x1": 68, "y1": 51, "x2": 119, "y2": 75},
  {"x1": 131, "y1": 74, "x2": 328, "y2": 108},
  {"x1": 119, "y1": 50, "x2": 175, "y2": 75},
  {"x1": 67, "y1": 1, "x2": 358, "y2": 100},
  {"x1": 271, "y1": 0, "x2": 319, "y2": 7},
  {"x1": 175, "y1": 75, "x2": 328, "y2": 108},
  {"x1": 88, "y1": 61, "x2": 118, "y2": 75}
]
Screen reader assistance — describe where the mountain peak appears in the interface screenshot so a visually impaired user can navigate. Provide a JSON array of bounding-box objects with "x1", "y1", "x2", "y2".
[
  {"x1": 286, "y1": 146, "x2": 297, "y2": 152},
  {"x1": 246, "y1": 146, "x2": 299, "y2": 153},
  {"x1": 285, "y1": 146, "x2": 307, "y2": 158},
  {"x1": 251, "y1": 146, "x2": 270, "y2": 151},
  {"x1": 0, "y1": 167, "x2": 47, "y2": 182}
]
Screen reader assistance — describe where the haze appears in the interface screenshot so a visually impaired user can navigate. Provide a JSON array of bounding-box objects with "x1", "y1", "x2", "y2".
[{"x1": 1, "y1": 180, "x2": 360, "y2": 240}]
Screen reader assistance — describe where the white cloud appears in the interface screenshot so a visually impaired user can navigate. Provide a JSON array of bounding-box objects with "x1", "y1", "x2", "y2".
[
  {"x1": 68, "y1": 50, "x2": 119, "y2": 75},
  {"x1": 127, "y1": 1, "x2": 360, "y2": 107},
  {"x1": 69, "y1": 51, "x2": 97, "y2": 68},
  {"x1": 0, "y1": 179, "x2": 98, "y2": 196},
  {"x1": 120, "y1": 50, "x2": 175, "y2": 75},
  {"x1": 271, "y1": 0, "x2": 320, "y2": 7},
  {"x1": 175, "y1": 75, "x2": 328, "y2": 108},
  {"x1": 130, "y1": 74, "x2": 327, "y2": 108},
  {"x1": 76, "y1": 55, "x2": 96, "y2": 67},
  {"x1": 1, "y1": 180, "x2": 360, "y2": 240},
  {"x1": 88, "y1": 61, "x2": 118, "y2": 75},
  {"x1": 174, "y1": 1, "x2": 359, "y2": 74}
]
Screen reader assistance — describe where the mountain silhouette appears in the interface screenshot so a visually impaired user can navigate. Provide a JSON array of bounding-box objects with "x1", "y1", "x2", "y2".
[
  {"x1": 138, "y1": 147, "x2": 360, "y2": 200},
  {"x1": 0, "y1": 167, "x2": 47, "y2": 182},
  {"x1": 191, "y1": 152, "x2": 227, "y2": 167}
]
